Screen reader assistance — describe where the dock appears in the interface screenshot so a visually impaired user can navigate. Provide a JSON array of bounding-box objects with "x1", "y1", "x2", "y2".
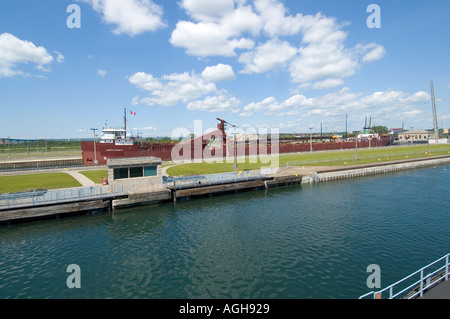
[
  {"x1": 0, "y1": 169, "x2": 303, "y2": 223},
  {"x1": 1, "y1": 155, "x2": 449, "y2": 224},
  {"x1": 0, "y1": 185, "x2": 128, "y2": 224}
]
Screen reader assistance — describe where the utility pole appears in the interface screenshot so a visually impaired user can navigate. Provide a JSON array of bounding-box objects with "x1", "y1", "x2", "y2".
[
  {"x1": 345, "y1": 114, "x2": 348, "y2": 139},
  {"x1": 430, "y1": 81, "x2": 439, "y2": 140},
  {"x1": 91, "y1": 128, "x2": 98, "y2": 165}
]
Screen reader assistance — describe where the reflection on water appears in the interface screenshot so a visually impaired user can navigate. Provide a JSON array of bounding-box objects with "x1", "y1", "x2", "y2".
[{"x1": 1, "y1": 165, "x2": 449, "y2": 298}]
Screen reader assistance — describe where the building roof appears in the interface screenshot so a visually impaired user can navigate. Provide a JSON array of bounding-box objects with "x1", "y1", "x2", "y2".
[
  {"x1": 399, "y1": 129, "x2": 430, "y2": 134},
  {"x1": 107, "y1": 156, "x2": 162, "y2": 167}
]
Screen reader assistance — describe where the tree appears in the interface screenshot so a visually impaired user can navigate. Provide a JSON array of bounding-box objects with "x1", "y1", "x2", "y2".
[{"x1": 371, "y1": 126, "x2": 389, "y2": 134}]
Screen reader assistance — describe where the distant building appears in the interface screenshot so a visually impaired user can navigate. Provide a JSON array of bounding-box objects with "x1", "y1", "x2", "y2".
[
  {"x1": 398, "y1": 129, "x2": 435, "y2": 143},
  {"x1": 390, "y1": 128, "x2": 403, "y2": 134}
]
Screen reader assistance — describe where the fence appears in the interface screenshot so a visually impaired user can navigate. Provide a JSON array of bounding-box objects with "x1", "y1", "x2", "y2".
[
  {"x1": 359, "y1": 253, "x2": 450, "y2": 299},
  {"x1": 0, "y1": 184, "x2": 126, "y2": 209},
  {"x1": 163, "y1": 169, "x2": 270, "y2": 190}
]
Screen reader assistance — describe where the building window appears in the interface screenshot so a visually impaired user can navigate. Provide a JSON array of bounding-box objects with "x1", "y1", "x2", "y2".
[
  {"x1": 130, "y1": 166, "x2": 143, "y2": 178},
  {"x1": 114, "y1": 168, "x2": 129, "y2": 180},
  {"x1": 144, "y1": 165, "x2": 157, "y2": 176}
]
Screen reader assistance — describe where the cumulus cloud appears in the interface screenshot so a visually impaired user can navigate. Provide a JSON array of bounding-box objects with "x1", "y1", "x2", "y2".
[
  {"x1": 187, "y1": 93, "x2": 241, "y2": 113},
  {"x1": 170, "y1": 0, "x2": 386, "y2": 89},
  {"x1": 201, "y1": 64, "x2": 235, "y2": 82},
  {"x1": 0, "y1": 33, "x2": 54, "y2": 77},
  {"x1": 97, "y1": 69, "x2": 107, "y2": 77},
  {"x1": 239, "y1": 38, "x2": 297, "y2": 74},
  {"x1": 129, "y1": 70, "x2": 216, "y2": 107},
  {"x1": 170, "y1": 0, "x2": 260, "y2": 57},
  {"x1": 241, "y1": 87, "x2": 430, "y2": 125},
  {"x1": 54, "y1": 51, "x2": 65, "y2": 63},
  {"x1": 129, "y1": 64, "x2": 243, "y2": 113},
  {"x1": 85, "y1": 0, "x2": 166, "y2": 36}
]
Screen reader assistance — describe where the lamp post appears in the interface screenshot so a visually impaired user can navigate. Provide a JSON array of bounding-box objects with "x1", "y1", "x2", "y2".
[
  {"x1": 345, "y1": 114, "x2": 348, "y2": 139},
  {"x1": 91, "y1": 128, "x2": 98, "y2": 165},
  {"x1": 309, "y1": 127, "x2": 313, "y2": 152}
]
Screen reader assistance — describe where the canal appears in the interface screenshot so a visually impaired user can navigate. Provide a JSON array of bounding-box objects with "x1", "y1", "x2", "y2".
[{"x1": 1, "y1": 164, "x2": 449, "y2": 299}]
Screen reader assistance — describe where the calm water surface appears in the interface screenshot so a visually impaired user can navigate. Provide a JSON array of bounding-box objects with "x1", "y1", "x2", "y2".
[{"x1": 1, "y1": 164, "x2": 449, "y2": 299}]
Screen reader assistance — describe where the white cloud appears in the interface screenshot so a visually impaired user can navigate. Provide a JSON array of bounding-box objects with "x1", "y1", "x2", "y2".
[
  {"x1": 170, "y1": 0, "x2": 386, "y2": 89},
  {"x1": 239, "y1": 38, "x2": 297, "y2": 74},
  {"x1": 97, "y1": 69, "x2": 107, "y2": 77},
  {"x1": 86, "y1": 0, "x2": 166, "y2": 36},
  {"x1": 129, "y1": 66, "x2": 242, "y2": 113},
  {"x1": 201, "y1": 64, "x2": 235, "y2": 82},
  {"x1": 403, "y1": 110, "x2": 423, "y2": 117},
  {"x1": 0, "y1": 33, "x2": 54, "y2": 77},
  {"x1": 170, "y1": 1, "x2": 261, "y2": 57},
  {"x1": 181, "y1": 0, "x2": 235, "y2": 21},
  {"x1": 253, "y1": 0, "x2": 304, "y2": 37},
  {"x1": 288, "y1": 14, "x2": 357, "y2": 85},
  {"x1": 187, "y1": 93, "x2": 241, "y2": 113},
  {"x1": 241, "y1": 87, "x2": 430, "y2": 127},
  {"x1": 129, "y1": 70, "x2": 216, "y2": 107},
  {"x1": 361, "y1": 44, "x2": 386, "y2": 62},
  {"x1": 311, "y1": 78, "x2": 344, "y2": 90},
  {"x1": 133, "y1": 126, "x2": 157, "y2": 131},
  {"x1": 54, "y1": 51, "x2": 65, "y2": 63}
]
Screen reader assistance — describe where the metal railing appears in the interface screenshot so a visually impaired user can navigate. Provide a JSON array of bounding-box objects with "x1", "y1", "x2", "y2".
[
  {"x1": 0, "y1": 184, "x2": 126, "y2": 209},
  {"x1": 359, "y1": 253, "x2": 450, "y2": 299},
  {"x1": 164, "y1": 169, "x2": 270, "y2": 190}
]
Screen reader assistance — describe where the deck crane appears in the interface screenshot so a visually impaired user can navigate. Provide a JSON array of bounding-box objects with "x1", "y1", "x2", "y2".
[{"x1": 216, "y1": 118, "x2": 239, "y2": 171}]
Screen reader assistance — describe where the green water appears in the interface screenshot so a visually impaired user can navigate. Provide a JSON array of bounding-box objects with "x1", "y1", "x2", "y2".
[{"x1": 1, "y1": 164, "x2": 449, "y2": 299}]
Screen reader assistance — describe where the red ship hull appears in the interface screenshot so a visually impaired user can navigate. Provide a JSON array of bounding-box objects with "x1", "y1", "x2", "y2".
[{"x1": 81, "y1": 136, "x2": 392, "y2": 166}]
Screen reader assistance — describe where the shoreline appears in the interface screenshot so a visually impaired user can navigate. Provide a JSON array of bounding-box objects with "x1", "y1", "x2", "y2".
[{"x1": 1, "y1": 155, "x2": 450, "y2": 224}]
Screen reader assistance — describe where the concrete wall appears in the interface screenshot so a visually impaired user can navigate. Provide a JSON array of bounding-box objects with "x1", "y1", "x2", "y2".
[{"x1": 302, "y1": 157, "x2": 450, "y2": 184}]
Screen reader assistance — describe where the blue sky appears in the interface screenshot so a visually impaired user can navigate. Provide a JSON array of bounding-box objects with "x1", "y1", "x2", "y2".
[{"x1": 0, "y1": 0, "x2": 449, "y2": 139}]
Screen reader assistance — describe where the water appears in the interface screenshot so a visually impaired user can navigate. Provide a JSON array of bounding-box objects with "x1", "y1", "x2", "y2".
[{"x1": 1, "y1": 164, "x2": 449, "y2": 299}]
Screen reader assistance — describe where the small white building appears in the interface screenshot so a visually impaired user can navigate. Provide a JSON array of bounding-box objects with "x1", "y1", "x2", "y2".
[
  {"x1": 398, "y1": 129, "x2": 436, "y2": 143},
  {"x1": 106, "y1": 156, "x2": 162, "y2": 184}
]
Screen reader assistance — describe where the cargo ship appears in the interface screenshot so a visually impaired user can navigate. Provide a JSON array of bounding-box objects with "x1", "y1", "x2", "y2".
[{"x1": 81, "y1": 113, "x2": 392, "y2": 166}]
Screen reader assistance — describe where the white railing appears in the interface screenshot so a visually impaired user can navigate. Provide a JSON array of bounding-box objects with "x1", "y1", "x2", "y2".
[
  {"x1": 164, "y1": 170, "x2": 269, "y2": 190},
  {"x1": 359, "y1": 253, "x2": 450, "y2": 299},
  {"x1": 0, "y1": 184, "x2": 126, "y2": 209}
]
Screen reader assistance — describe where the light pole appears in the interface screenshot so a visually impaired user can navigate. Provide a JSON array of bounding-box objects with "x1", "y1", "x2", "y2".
[
  {"x1": 345, "y1": 114, "x2": 348, "y2": 139},
  {"x1": 91, "y1": 128, "x2": 98, "y2": 165},
  {"x1": 309, "y1": 127, "x2": 313, "y2": 152}
]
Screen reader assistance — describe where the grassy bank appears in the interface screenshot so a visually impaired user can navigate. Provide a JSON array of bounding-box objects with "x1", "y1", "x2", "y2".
[
  {"x1": 0, "y1": 140, "x2": 81, "y2": 161},
  {"x1": 0, "y1": 173, "x2": 82, "y2": 193},
  {"x1": 79, "y1": 170, "x2": 108, "y2": 184},
  {"x1": 166, "y1": 144, "x2": 450, "y2": 176}
]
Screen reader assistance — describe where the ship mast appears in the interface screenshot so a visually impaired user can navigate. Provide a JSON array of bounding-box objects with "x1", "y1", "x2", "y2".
[{"x1": 124, "y1": 107, "x2": 127, "y2": 138}]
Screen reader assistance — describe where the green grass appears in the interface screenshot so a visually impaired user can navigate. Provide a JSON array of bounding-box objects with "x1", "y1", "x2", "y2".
[
  {"x1": 0, "y1": 173, "x2": 82, "y2": 193},
  {"x1": 79, "y1": 169, "x2": 108, "y2": 184},
  {"x1": 166, "y1": 144, "x2": 450, "y2": 176}
]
